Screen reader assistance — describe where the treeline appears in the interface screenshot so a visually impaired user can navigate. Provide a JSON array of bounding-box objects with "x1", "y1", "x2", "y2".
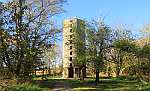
[{"x1": 73, "y1": 19, "x2": 150, "y2": 83}]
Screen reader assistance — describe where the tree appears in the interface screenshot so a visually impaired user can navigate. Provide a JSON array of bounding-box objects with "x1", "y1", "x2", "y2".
[
  {"x1": 112, "y1": 39, "x2": 137, "y2": 77},
  {"x1": 86, "y1": 19, "x2": 112, "y2": 83},
  {"x1": 131, "y1": 24, "x2": 150, "y2": 82},
  {"x1": 70, "y1": 19, "x2": 86, "y2": 80},
  {"x1": 135, "y1": 44, "x2": 150, "y2": 82},
  {"x1": 111, "y1": 23, "x2": 150, "y2": 82},
  {"x1": 106, "y1": 25, "x2": 136, "y2": 77},
  {"x1": 0, "y1": 2, "x2": 9, "y2": 77},
  {"x1": 0, "y1": 0, "x2": 66, "y2": 78}
]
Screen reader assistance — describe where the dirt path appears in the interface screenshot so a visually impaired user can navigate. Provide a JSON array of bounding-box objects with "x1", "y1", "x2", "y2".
[{"x1": 51, "y1": 80, "x2": 71, "y2": 91}]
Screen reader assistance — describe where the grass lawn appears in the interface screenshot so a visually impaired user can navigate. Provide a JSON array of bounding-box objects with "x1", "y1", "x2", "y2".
[{"x1": 31, "y1": 77, "x2": 150, "y2": 91}]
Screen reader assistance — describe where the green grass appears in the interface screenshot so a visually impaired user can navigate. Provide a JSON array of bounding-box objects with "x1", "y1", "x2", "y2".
[
  {"x1": 2, "y1": 77, "x2": 150, "y2": 91},
  {"x1": 138, "y1": 84, "x2": 150, "y2": 91},
  {"x1": 1, "y1": 83, "x2": 47, "y2": 91},
  {"x1": 31, "y1": 77, "x2": 150, "y2": 91}
]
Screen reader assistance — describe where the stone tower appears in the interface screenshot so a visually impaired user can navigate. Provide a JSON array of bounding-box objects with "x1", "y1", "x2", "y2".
[{"x1": 62, "y1": 18, "x2": 85, "y2": 78}]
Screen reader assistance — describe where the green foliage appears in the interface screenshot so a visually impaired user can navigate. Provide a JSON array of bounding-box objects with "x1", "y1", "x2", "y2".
[
  {"x1": 72, "y1": 19, "x2": 86, "y2": 66},
  {"x1": 87, "y1": 20, "x2": 112, "y2": 68},
  {"x1": 113, "y1": 39, "x2": 138, "y2": 53},
  {"x1": 2, "y1": 83, "x2": 46, "y2": 91},
  {"x1": 85, "y1": 19, "x2": 113, "y2": 82},
  {"x1": 138, "y1": 45, "x2": 150, "y2": 59},
  {"x1": 108, "y1": 26, "x2": 138, "y2": 78},
  {"x1": 112, "y1": 39, "x2": 150, "y2": 82},
  {"x1": 0, "y1": 0, "x2": 66, "y2": 78}
]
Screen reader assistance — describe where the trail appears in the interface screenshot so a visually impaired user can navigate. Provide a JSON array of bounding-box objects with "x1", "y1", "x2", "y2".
[{"x1": 49, "y1": 80, "x2": 71, "y2": 91}]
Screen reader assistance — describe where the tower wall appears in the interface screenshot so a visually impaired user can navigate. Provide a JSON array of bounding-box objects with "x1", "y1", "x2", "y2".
[{"x1": 62, "y1": 18, "x2": 85, "y2": 78}]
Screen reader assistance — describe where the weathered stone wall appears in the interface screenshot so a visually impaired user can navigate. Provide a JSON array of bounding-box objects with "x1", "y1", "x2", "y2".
[{"x1": 62, "y1": 18, "x2": 85, "y2": 78}]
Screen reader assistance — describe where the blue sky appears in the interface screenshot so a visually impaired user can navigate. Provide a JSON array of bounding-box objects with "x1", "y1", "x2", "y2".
[
  {"x1": 56, "y1": 0, "x2": 150, "y2": 35},
  {"x1": 1, "y1": 0, "x2": 150, "y2": 54},
  {"x1": 1, "y1": 0, "x2": 150, "y2": 35}
]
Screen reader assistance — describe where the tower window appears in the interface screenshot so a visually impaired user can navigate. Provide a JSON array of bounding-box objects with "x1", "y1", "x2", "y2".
[
  {"x1": 70, "y1": 29, "x2": 72, "y2": 32},
  {"x1": 70, "y1": 63, "x2": 72, "y2": 67},
  {"x1": 70, "y1": 46, "x2": 72, "y2": 49},
  {"x1": 70, "y1": 57, "x2": 72, "y2": 61},
  {"x1": 70, "y1": 40, "x2": 72, "y2": 44},
  {"x1": 70, "y1": 35, "x2": 72, "y2": 38},
  {"x1": 70, "y1": 51, "x2": 72, "y2": 55}
]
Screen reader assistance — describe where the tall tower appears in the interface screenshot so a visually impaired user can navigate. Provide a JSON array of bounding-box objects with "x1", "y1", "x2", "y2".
[{"x1": 62, "y1": 18, "x2": 85, "y2": 78}]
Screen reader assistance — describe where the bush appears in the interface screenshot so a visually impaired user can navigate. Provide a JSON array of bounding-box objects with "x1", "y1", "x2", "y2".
[{"x1": 2, "y1": 83, "x2": 47, "y2": 91}]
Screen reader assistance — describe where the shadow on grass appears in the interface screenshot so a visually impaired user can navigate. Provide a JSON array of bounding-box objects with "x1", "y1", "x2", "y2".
[
  {"x1": 97, "y1": 79, "x2": 140, "y2": 91},
  {"x1": 31, "y1": 77, "x2": 145, "y2": 91}
]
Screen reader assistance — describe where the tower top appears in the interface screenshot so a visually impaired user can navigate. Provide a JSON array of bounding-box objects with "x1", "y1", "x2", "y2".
[{"x1": 63, "y1": 17, "x2": 84, "y2": 22}]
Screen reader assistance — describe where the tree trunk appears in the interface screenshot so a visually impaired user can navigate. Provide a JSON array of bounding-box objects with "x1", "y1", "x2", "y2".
[
  {"x1": 83, "y1": 65, "x2": 86, "y2": 78},
  {"x1": 107, "y1": 67, "x2": 111, "y2": 77},
  {"x1": 35, "y1": 69, "x2": 36, "y2": 76},
  {"x1": 81, "y1": 67, "x2": 85, "y2": 80},
  {"x1": 16, "y1": 64, "x2": 21, "y2": 76},
  {"x1": 95, "y1": 69, "x2": 99, "y2": 83},
  {"x1": 79, "y1": 67, "x2": 85, "y2": 80},
  {"x1": 79, "y1": 68, "x2": 83, "y2": 80},
  {"x1": 116, "y1": 67, "x2": 120, "y2": 77}
]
